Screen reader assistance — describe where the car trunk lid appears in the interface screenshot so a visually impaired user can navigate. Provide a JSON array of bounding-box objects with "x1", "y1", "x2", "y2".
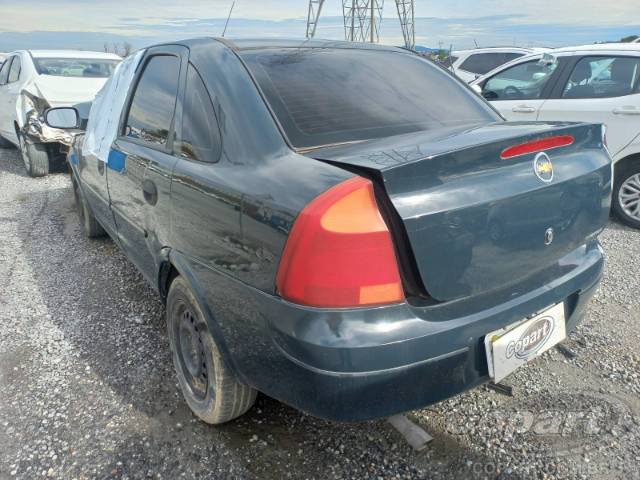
[{"x1": 307, "y1": 121, "x2": 612, "y2": 302}]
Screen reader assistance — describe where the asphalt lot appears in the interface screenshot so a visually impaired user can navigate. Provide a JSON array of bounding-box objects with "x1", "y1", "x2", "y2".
[{"x1": 1, "y1": 144, "x2": 639, "y2": 480}]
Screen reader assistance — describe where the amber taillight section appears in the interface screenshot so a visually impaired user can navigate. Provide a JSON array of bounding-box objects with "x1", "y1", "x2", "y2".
[{"x1": 275, "y1": 177, "x2": 404, "y2": 308}]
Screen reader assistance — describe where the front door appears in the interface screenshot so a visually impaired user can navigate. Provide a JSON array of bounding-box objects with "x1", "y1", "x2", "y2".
[
  {"x1": 0, "y1": 57, "x2": 14, "y2": 140},
  {"x1": 480, "y1": 57, "x2": 561, "y2": 121},
  {"x1": 107, "y1": 48, "x2": 186, "y2": 283},
  {"x1": 76, "y1": 142, "x2": 117, "y2": 236}
]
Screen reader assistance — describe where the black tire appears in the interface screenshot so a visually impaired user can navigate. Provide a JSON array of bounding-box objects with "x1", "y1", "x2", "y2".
[
  {"x1": 167, "y1": 276, "x2": 257, "y2": 424},
  {"x1": 20, "y1": 136, "x2": 50, "y2": 177},
  {"x1": 71, "y1": 176, "x2": 106, "y2": 238},
  {"x1": 0, "y1": 135, "x2": 14, "y2": 149},
  {"x1": 612, "y1": 158, "x2": 640, "y2": 229}
]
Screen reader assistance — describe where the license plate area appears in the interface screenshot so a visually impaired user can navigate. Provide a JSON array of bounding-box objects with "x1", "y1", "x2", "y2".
[{"x1": 484, "y1": 303, "x2": 566, "y2": 383}]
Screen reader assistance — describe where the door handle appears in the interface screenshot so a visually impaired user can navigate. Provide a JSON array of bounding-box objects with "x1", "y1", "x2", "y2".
[
  {"x1": 142, "y1": 179, "x2": 158, "y2": 206},
  {"x1": 512, "y1": 105, "x2": 536, "y2": 113},
  {"x1": 613, "y1": 106, "x2": 640, "y2": 115}
]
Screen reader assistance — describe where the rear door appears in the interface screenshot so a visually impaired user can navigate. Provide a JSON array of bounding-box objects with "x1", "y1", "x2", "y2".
[
  {"x1": 169, "y1": 61, "x2": 237, "y2": 272},
  {"x1": 107, "y1": 47, "x2": 186, "y2": 283},
  {"x1": 479, "y1": 56, "x2": 565, "y2": 120},
  {"x1": 537, "y1": 54, "x2": 640, "y2": 158}
]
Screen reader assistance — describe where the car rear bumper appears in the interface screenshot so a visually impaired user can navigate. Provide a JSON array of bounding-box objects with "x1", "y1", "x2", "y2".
[{"x1": 192, "y1": 241, "x2": 603, "y2": 422}]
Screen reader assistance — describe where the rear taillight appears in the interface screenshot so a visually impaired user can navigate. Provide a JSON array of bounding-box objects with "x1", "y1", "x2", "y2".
[
  {"x1": 500, "y1": 135, "x2": 574, "y2": 160},
  {"x1": 276, "y1": 176, "x2": 404, "y2": 308}
]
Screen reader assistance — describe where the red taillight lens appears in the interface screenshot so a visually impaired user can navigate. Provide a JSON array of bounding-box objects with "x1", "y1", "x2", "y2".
[
  {"x1": 500, "y1": 135, "x2": 574, "y2": 160},
  {"x1": 276, "y1": 176, "x2": 404, "y2": 308}
]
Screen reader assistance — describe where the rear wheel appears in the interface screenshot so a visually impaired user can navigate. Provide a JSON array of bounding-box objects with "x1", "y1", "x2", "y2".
[
  {"x1": 72, "y1": 176, "x2": 106, "y2": 238},
  {"x1": 167, "y1": 276, "x2": 257, "y2": 424},
  {"x1": 19, "y1": 136, "x2": 50, "y2": 177},
  {"x1": 612, "y1": 159, "x2": 640, "y2": 229}
]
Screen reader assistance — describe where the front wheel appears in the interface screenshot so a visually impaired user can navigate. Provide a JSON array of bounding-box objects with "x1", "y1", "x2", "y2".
[
  {"x1": 0, "y1": 135, "x2": 13, "y2": 149},
  {"x1": 71, "y1": 176, "x2": 106, "y2": 238},
  {"x1": 19, "y1": 136, "x2": 50, "y2": 177},
  {"x1": 167, "y1": 276, "x2": 257, "y2": 424},
  {"x1": 612, "y1": 159, "x2": 640, "y2": 229}
]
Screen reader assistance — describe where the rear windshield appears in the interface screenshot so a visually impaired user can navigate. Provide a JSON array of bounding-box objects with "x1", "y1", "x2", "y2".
[
  {"x1": 241, "y1": 48, "x2": 499, "y2": 149},
  {"x1": 34, "y1": 58, "x2": 119, "y2": 78}
]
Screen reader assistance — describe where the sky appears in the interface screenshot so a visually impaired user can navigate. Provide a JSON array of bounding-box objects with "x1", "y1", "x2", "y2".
[{"x1": 0, "y1": 0, "x2": 638, "y2": 52}]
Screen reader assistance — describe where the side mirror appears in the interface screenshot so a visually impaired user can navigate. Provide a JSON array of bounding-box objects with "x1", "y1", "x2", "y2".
[
  {"x1": 44, "y1": 107, "x2": 80, "y2": 129},
  {"x1": 471, "y1": 84, "x2": 483, "y2": 95}
]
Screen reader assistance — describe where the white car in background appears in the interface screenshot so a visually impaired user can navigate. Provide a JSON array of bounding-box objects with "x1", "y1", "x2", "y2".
[
  {"x1": 0, "y1": 50, "x2": 121, "y2": 177},
  {"x1": 448, "y1": 47, "x2": 550, "y2": 83},
  {"x1": 471, "y1": 43, "x2": 640, "y2": 228}
]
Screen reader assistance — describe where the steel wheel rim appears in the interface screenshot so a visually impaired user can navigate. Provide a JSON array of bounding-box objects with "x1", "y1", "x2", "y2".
[
  {"x1": 619, "y1": 173, "x2": 640, "y2": 221},
  {"x1": 176, "y1": 306, "x2": 210, "y2": 401}
]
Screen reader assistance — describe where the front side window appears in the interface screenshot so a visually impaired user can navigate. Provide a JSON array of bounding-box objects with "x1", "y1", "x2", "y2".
[
  {"x1": 124, "y1": 55, "x2": 180, "y2": 146},
  {"x1": 562, "y1": 56, "x2": 640, "y2": 99},
  {"x1": 7, "y1": 56, "x2": 21, "y2": 83},
  {"x1": 34, "y1": 58, "x2": 119, "y2": 78},
  {"x1": 179, "y1": 65, "x2": 222, "y2": 163},
  {"x1": 241, "y1": 48, "x2": 498, "y2": 149},
  {"x1": 483, "y1": 59, "x2": 558, "y2": 101}
]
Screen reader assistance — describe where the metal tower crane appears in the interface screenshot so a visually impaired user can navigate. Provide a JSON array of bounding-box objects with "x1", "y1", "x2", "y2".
[
  {"x1": 306, "y1": 0, "x2": 326, "y2": 39},
  {"x1": 305, "y1": 0, "x2": 416, "y2": 50},
  {"x1": 394, "y1": 0, "x2": 415, "y2": 50}
]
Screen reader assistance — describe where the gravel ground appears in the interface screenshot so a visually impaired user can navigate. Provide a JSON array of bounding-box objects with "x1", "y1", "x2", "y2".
[{"x1": 0, "y1": 144, "x2": 639, "y2": 480}]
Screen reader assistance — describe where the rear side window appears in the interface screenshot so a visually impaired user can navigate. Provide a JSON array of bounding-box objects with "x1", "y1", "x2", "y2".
[
  {"x1": 0, "y1": 57, "x2": 13, "y2": 85},
  {"x1": 124, "y1": 55, "x2": 180, "y2": 146},
  {"x1": 459, "y1": 53, "x2": 519, "y2": 75},
  {"x1": 562, "y1": 56, "x2": 640, "y2": 99},
  {"x1": 179, "y1": 65, "x2": 222, "y2": 162},
  {"x1": 7, "y1": 56, "x2": 21, "y2": 83},
  {"x1": 483, "y1": 60, "x2": 558, "y2": 100},
  {"x1": 241, "y1": 48, "x2": 498, "y2": 149}
]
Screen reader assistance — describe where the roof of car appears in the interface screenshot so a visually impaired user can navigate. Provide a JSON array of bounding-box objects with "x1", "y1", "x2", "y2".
[
  {"x1": 27, "y1": 50, "x2": 122, "y2": 60},
  {"x1": 452, "y1": 47, "x2": 549, "y2": 55},
  {"x1": 550, "y1": 43, "x2": 640, "y2": 53},
  {"x1": 176, "y1": 37, "x2": 408, "y2": 53}
]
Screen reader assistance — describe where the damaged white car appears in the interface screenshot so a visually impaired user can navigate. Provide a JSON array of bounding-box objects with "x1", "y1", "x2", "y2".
[{"x1": 0, "y1": 50, "x2": 121, "y2": 177}]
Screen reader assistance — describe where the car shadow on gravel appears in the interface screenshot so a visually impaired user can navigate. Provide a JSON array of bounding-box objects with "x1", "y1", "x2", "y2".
[{"x1": 17, "y1": 181, "x2": 500, "y2": 479}]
